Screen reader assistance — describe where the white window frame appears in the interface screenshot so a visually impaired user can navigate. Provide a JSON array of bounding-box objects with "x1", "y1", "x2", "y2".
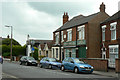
[
  {"x1": 110, "y1": 22, "x2": 117, "y2": 40},
  {"x1": 78, "y1": 25, "x2": 85, "y2": 40},
  {"x1": 102, "y1": 25, "x2": 106, "y2": 41},
  {"x1": 61, "y1": 31, "x2": 64, "y2": 42},
  {"x1": 55, "y1": 32, "x2": 59, "y2": 44},
  {"x1": 67, "y1": 29, "x2": 72, "y2": 41}
]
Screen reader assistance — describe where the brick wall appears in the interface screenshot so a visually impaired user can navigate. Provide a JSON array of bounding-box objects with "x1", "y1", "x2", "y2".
[
  {"x1": 116, "y1": 58, "x2": 120, "y2": 73},
  {"x1": 79, "y1": 58, "x2": 108, "y2": 71}
]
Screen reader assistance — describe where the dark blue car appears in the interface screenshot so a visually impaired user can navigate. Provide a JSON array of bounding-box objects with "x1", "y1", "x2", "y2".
[
  {"x1": 61, "y1": 57, "x2": 94, "y2": 73},
  {"x1": 39, "y1": 57, "x2": 61, "y2": 69}
]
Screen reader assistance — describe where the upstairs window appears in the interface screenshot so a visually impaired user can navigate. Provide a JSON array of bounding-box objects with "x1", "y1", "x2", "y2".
[
  {"x1": 102, "y1": 25, "x2": 106, "y2": 41},
  {"x1": 78, "y1": 25, "x2": 85, "y2": 40},
  {"x1": 110, "y1": 22, "x2": 117, "y2": 40},
  {"x1": 55, "y1": 32, "x2": 59, "y2": 44},
  {"x1": 67, "y1": 29, "x2": 72, "y2": 41},
  {"x1": 61, "y1": 31, "x2": 64, "y2": 42}
]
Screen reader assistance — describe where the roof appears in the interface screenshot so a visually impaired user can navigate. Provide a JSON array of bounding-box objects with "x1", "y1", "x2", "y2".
[
  {"x1": 101, "y1": 10, "x2": 120, "y2": 24},
  {"x1": 54, "y1": 12, "x2": 100, "y2": 32}
]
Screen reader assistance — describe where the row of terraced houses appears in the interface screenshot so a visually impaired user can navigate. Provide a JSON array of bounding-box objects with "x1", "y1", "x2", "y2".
[{"x1": 27, "y1": 2, "x2": 120, "y2": 71}]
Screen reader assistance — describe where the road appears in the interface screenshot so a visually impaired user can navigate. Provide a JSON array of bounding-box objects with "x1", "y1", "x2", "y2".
[{"x1": 2, "y1": 61, "x2": 118, "y2": 80}]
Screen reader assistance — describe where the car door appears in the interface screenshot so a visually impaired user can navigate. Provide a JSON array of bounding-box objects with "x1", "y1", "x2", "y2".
[
  {"x1": 68, "y1": 58, "x2": 74, "y2": 70},
  {"x1": 63, "y1": 58, "x2": 69, "y2": 70},
  {"x1": 45, "y1": 58, "x2": 50, "y2": 68},
  {"x1": 41, "y1": 58, "x2": 46, "y2": 67}
]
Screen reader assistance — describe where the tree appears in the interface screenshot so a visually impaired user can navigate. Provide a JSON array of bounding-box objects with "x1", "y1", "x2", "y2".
[{"x1": 2, "y1": 38, "x2": 21, "y2": 46}]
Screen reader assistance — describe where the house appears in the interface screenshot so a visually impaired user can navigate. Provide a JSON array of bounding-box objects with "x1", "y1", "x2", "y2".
[
  {"x1": 52, "y1": 2, "x2": 109, "y2": 61},
  {"x1": 101, "y1": 10, "x2": 120, "y2": 68},
  {"x1": 26, "y1": 38, "x2": 53, "y2": 59}
]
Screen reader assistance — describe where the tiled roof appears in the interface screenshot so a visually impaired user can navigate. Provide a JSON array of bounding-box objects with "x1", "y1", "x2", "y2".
[
  {"x1": 54, "y1": 12, "x2": 100, "y2": 32},
  {"x1": 101, "y1": 10, "x2": 120, "y2": 24}
]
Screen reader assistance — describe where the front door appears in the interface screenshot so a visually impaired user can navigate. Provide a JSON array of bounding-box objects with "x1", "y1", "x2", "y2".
[
  {"x1": 109, "y1": 45, "x2": 119, "y2": 68},
  {"x1": 78, "y1": 47, "x2": 86, "y2": 58}
]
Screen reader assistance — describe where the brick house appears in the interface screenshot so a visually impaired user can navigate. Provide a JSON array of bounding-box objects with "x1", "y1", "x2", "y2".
[
  {"x1": 52, "y1": 3, "x2": 109, "y2": 61},
  {"x1": 101, "y1": 10, "x2": 120, "y2": 68}
]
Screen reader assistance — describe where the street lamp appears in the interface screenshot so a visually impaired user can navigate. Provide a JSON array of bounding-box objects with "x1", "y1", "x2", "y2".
[{"x1": 5, "y1": 25, "x2": 13, "y2": 62}]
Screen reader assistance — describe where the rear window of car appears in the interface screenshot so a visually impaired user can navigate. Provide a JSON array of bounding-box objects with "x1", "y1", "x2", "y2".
[{"x1": 64, "y1": 58, "x2": 69, "y2": 62}]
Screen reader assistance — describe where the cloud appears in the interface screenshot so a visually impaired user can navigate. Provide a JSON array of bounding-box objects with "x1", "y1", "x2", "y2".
[
  {"x1": 2, "y1": 0, "x2": 120, "y2": 46},
  {"x1": 2, "y1": 2, "x2": 61, "y2": 46}
]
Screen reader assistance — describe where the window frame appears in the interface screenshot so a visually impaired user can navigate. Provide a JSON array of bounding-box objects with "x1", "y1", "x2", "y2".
[
  {"x1": 110, "y1": 22, "x2": 117, "y2": 40},
  {"x1": 78, "y1": 25, "x2": 85, "y2": 40}
]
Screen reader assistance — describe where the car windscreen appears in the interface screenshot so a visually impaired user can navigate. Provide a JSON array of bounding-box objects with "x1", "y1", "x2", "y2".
[
  {"x1": 27, "y1": 57, "x2": 35, "y2": 60},
  {"x1": 49, "y1": 58, "x2": 57, "y2": 62},
  {"x1": 74, "y1": 59, "x2": 85, "y2": 64}
]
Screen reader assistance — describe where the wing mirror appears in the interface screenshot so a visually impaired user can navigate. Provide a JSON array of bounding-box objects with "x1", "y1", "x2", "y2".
[{"x1": 71, "y1": 61, "x2": 74, "y2": 63}]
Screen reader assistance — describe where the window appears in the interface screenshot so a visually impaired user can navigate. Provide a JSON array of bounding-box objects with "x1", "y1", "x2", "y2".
[
  {"x1": 40, "y1": 51, "x2": 41, "y2": 56},
  {"x1": 55, "y1": 32, "x2": 59, "y2": 44},
  {"x1": 53, "y1": 48, "x2": 54, "y2": 58},
  {"x1": 61, "y1": 31, "x2": 64, "y2": 42},
  {"x1": 110, "y1": 22, "x2": 117, "y2": 40},
  {"x1": 56, "y1": 48, "x2": 58, "y2": 58},
  {"x1": 102, "y1": 28, "x2": 105, "y2": 41},
  {"x1": 67, "y1": 29, "x2": 72, "y2": 41},
  {"x1": 78, "y1": 25, "x2": 85, "y2": 40}
]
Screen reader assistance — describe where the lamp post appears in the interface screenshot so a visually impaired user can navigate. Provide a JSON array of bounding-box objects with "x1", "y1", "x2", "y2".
[{"x1": 5, "y1": 25, "x2": 13, "y2": 62}]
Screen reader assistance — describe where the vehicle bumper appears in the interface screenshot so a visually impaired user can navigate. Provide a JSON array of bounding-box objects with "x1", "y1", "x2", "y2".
[{"x1": 78, "y1": 67, "x2": 94, "y2": 73}]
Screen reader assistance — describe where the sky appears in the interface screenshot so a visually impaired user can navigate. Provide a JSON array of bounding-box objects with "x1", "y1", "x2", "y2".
[{"x1": 1, "y1": 0, "x2": 120, "y2": 46}]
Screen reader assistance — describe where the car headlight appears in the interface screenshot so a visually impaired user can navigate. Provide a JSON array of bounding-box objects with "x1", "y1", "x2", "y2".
[
  {"x1": 80, "y1": 66, "x2": 85, "y2": 68},
  {"x1": 91, "y1": 66, "x2": 94, "y2": 69},
  {"x1": 28, "y1": 61, "x2": 32, "y2": 63}
]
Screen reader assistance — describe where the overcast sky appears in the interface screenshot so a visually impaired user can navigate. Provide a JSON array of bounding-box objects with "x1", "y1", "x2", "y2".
[{"x1": 1, "y1": 0, "x2": 120, "y2": 46}]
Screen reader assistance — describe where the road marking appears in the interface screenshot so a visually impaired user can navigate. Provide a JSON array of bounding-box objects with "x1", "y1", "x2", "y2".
[{"x1": 2, "y1": 73, "x2": 17, "y2": 78}]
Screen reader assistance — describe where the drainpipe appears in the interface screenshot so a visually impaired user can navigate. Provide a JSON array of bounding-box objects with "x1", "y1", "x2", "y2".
[{"x1": 76, "y1": 26, "x2": 78, "y2": 58}]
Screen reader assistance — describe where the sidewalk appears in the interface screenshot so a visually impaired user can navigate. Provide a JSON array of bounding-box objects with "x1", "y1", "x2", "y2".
[{"x1": 93, "y1": 70, "x2": 119, "y2": 78}]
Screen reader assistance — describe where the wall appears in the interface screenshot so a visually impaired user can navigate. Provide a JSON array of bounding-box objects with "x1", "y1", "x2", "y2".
[
  {"x1": 115, "y1": 58, "x2": 120, "y2": 73},
  {"x1": 88, "y1": 12, "x2": 109, "y2": 58},
  {"x1": 79, "y1": 58, "x2": 108, "y2": 71}
]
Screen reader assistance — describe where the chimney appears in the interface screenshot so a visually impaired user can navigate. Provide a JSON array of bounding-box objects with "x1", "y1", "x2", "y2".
[
  {"x1": 100, "y1": 2, "x2": 105, "y2": 12},
  {"x1": 63, "y1": 12, "x2": 69, "y2": 25}
]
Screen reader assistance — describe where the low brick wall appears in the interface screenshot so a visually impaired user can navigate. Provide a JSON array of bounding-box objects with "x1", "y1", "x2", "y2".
[
  {"x1": 79, "y1": 58, "x2": 108, "y2": 72},
  {"x1": 116, "y1": 58, "x2": 120, "y2": 73}
]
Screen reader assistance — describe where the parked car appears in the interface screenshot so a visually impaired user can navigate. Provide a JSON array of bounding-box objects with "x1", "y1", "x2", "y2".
[
  {"x1": 20, "y1": 56, "x2": 38, "y2": 66},
  {"x1": 61, "y1": 57, "x2": 94, "y2": 73},
  {"x1": 39, "y1": 57, "x2": 61, "y2": 69},
  {"x1": 0, "y1": 56, "x2": 3, "y2": 64}
]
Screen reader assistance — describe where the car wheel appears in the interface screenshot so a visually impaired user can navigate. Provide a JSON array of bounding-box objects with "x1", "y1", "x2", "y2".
[
  {"x1": 39, "y1": 64, "x2": 42, "y2": 68},
  {"x1": 48, "y1": 64, "x2": 52, "y2": 69},
  {"x1": 25, "y1": 62, "x2": 28, "y2": 66},
  {"x1": 61, "y1": 66, "x2": 65, "y2": 71},
  {"x1": 20, "y1": 62, "x2": 22, "y2": 65},
  {"x1": 74, "y1": 67, "x2": 79, "y2": 73}
]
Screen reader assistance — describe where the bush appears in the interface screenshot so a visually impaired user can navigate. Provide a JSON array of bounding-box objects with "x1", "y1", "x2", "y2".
[
  {"x1": 3, "y1": 52, "x2": 10, "y2": 57},
  {"x1": 2, "y1": 45, "x2": 26, "y2": 57}
]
